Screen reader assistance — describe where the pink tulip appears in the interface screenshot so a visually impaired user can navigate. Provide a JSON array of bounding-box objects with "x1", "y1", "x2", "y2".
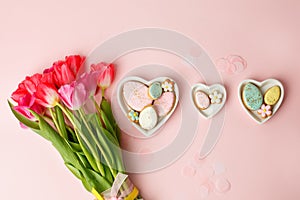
[
  {"x1": 13, "y1": 94, "x2": 44, "y2": 128},
  {"x1": 14, "y1": 106, "x2": 36, "y2": 121},
  {"x1": 91, "y1": 62, "x2": 115, "y2": 89},
  {"x1": 58, "y1": 72, "x2": 98, "y2": 110},
  {"x1": 58, "y1": 82, "x2": 87, "y2": 110},
  {"x1": 35, "y1": 83, "x2": 60, "y2": 108},
  {"x1": 77, "y1": 71, "x2": 99, "y2": 96}
]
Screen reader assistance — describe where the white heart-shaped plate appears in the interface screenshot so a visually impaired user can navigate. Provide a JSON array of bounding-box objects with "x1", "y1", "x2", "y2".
[
  {"x1": 117, "y1": 76, "x2": 179, "y2": 137},
  {"x1": 191, "y1": 83, "x2": 227, "y2": 119},
  {"x1": 238, "y1": 79, "x2": 284, "y2": 124}
]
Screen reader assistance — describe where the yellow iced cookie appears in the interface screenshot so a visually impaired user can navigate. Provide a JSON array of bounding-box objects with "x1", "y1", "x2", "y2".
[{"x1": 264, "y1": 86, "x2": 281, "y2": 106}]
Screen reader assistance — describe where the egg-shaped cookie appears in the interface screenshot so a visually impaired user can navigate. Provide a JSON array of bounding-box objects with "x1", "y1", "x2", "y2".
[
  {"x1": 123, "y1": 81, "x2": 153, "y2": 112},
  {"x1": 139, "y1": 106, "x2": 158, "y2": 130},
  {"x1": 264, "y1": 86, "x2": 281, "y2": 106},
  {"x1": 148, "y1": 82, "x2": 163, "y2": 100},
  {"x1": 153, "y1": 92, "x2": 175, "y2": 117},
  {"x1": 242, "y1": 83, "x2": 263, "y2": 111},
  {"x1": 195, "y1": 91, "x2": 210, "y2": 110}
]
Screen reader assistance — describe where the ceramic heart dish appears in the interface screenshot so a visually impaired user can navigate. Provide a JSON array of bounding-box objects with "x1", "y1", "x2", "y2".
[
  {"x1": 238, "y1": 79, "x2": 284, "y2": 124},
  {"x1": 191, "y1": 83, "x2": 227, "y2": 119},
  {"x1": 117, "y1": 76, "x2": 179, "y2": 137}
]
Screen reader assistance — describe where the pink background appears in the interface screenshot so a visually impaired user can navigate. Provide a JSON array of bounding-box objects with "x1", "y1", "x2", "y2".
[{"x1": 1, "y1": 0, "x2": 300, "y2": 199}]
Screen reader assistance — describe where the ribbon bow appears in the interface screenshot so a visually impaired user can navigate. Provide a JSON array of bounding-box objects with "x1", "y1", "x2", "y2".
[{"x1": 101, "y1": 173, "x2": 139, "y2": 200}]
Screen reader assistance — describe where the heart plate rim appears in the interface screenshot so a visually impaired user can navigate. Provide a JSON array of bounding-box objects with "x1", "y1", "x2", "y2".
[
  {"x1": 117, "y1": 76, "x2": 179, "y2": 137},
  {"x1": 238, "y1": 78, "x2": 284, "y2": 124},
  {"x1": 191, "y1": 83, "x2": 227, "y2": 119}
]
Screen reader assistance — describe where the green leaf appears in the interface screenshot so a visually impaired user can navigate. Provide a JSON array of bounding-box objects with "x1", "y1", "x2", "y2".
[
  {"x1": 94, "y1": 126, "x2": 124, "y2": 172},
  {"x1": 8, "y1": 100, "x2": 39, "y2": 130},
  {"x1": 66, "y1": 126, "x2": 78, "y2": 143},
  {"x1": 100, "y1": 98, "x2": 114, "y2": 124},
  {"x1": 100, "y1": 98, "x2": 121, "y2": 142},
  {"x1": 31, "y1": 111, "x2": 95, "y2": 191},
  {"x1": 75, "y1": 128, "x2": 103, "y2": 175},
  {"x1": 100, "y1": 127, "x2": 119, "y2": 147},
  {"x1": 100, "y1": 110, "x2": 117, "y2": 141},
  {"x1": 65, "y1": 163, "x2": 82, "y2": 180},
  {"x1": 55, "y1": 106, "x2": 68, "y2": 139},
  {"x1": 77, "y1": 153, "x2": 92, "y2": 169},
  {"x1": 81, "y1": 177, "x2": 92, "y2": 192},
  {"x1": 103, "y1": 164, "x2": 113, "y2": 184},
  {"x1": 69, "y1": 141, "x2": 82, "y2": 152},
  {"x1": 87, "y1": 169, "x2": 111, "y2": 193}
]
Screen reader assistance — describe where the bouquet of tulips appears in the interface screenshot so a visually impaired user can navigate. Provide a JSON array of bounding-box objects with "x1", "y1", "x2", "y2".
[{"x1": 9, "y1": 55, "x2": 142, "y2": 200}]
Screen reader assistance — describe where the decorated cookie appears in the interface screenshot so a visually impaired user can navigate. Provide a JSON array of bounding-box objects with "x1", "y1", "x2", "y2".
[
  {"x1": 153, "y1": 92, "x2": 176, "y2": 117},
  {"x1": 139, "y1": 106, "x2": 158, "y2": 130},
  {"x1": 242, "y1": 83, "x2": 263, "y2": 111},
  {"x1": 194, "y1": 91, "x2": 210, "y2": 110},
  {"x1": 191, "y1": 83, "x2": 227, "y2": 119},
  {"x1": 148, "y1": 82, "x2": 163, "y2": 100},
  {"x1": 238, "y1": 79, "x2": 284, "y2": 124},
  {"x1": 118, "y1": 76, "x2": 179, "y2": 137},
  {"x1": 209, "y1": 90, "x2": 223, "y2": 104},
  {"x1": 128, "y1": 110, "x2": 139, "y2": 123},
  {"x1": 257, "y1": 104, "x2": 272, "y2": 118},
  {"x1": 264, "y1": 86, "x2": 281, "y2": 106},
  {"x1": 162, "y1": 79, "x2": 174, "y2": 92},
  {"x1": 123, "y1": 81, "x2": 153, "y2": 112}
]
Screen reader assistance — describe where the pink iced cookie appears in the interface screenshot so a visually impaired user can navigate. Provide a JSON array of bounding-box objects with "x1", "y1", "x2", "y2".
[
  {"x1": 123, "y1": 81, "x2": 153, "y2": 112},
  {"x1": 153, "y1": 92, "x2": 175, "y2": 117},
  {"x1": 195, "y1": 91, "x2": 210, "y2": 110}
]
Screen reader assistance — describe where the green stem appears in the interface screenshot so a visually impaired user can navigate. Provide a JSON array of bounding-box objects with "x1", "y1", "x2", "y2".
[
  {"x1": 56, "y1": 103, "x2": 75, "y2": 126},
  {"x1": 56, "y1": 103, "x2": 104, "y2": 176},
  {"x1": 101, "y1": 88, "x2": 105, "y2": 97},
  {"x1": 78, "y1": 108, "x2": 117, "y2": 178},
  {"x1": 48, "y1": 108, "x2": 62, "y2": 137}
]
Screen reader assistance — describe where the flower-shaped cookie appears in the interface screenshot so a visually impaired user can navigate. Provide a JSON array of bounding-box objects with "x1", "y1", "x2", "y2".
[
  {"x1": 162, "y1": 79, "x2": 174, "y2": 92},
  {"x1": 128, "y1": 110, "x2": 139, "y2": 122},
  {"x1": 257, "y1": 104, "x2": 272, "y2": 118},
  {"x1": 209, "y1": 90, "x2": 223, "y2": 104}
]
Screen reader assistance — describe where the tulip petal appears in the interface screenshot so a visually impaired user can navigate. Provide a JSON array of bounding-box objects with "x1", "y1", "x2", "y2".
[
  {"x1": 35, "y1": 83, "x2": 59, "y2": 108},
  {"x1": 72, "y1": 83, "x2": 87, "y2": 110}
]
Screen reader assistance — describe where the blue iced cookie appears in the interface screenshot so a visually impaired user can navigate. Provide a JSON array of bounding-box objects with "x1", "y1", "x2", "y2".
[
  {"x1": 148, "y1": 82, "x2": 163, "y2": 100},
  {"x1": 242, "y1": 83, "x2": 263, "y2": 111}
]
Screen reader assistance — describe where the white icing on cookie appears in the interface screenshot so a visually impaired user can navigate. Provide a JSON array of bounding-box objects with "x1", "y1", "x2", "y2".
[{"x1": 139, "y1": 106, "x2": 158, "y2": 130}]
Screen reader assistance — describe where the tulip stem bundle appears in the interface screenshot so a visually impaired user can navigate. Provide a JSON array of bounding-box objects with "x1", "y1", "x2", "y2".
[{"x1": 9, "y1": 55, "x2": 141, "y2": 200}]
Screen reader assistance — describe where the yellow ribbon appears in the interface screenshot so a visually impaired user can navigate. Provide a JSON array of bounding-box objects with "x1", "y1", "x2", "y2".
[
  {"x1": 124, "y1": 187, "x2": 139, "y2": 200},
  {"x1": 93, "y1": 186, "x2": 139, "y2": 200},
  {"x1": 92, "y1": 188, "x2": 104, "y2": 200}
]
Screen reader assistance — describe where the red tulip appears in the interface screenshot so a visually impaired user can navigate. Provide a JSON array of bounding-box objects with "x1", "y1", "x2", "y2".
[
  {"x1": 91, "y1": 62, "x2": 115, "y2": 89},
  {"x1": 35, "y1": 82, "x2": 60, "y2": 108},
  {"x1": 11, "y1": 73, "x2": 41, "y2": 104},
  {"x1": 41, "y1": 69, "x2": 55, "y2": 85},
  {"x1": 13, "y1": 93, "x2": 44, "y2": 127},
  {"x1": 52, "y1": 55, "x2": 85, "y2": 88}
]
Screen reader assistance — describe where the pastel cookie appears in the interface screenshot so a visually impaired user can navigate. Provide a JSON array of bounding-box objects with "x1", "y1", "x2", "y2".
[
  {"x1": 242, "y1": 83, "x2": 263, "y2": 111},
  {"x1": 195, "y1": 91, "x2": 210, "y2": 110},
  {"x1": 123, "y1": 81, "x2": 153, "y2": 112},
  {"x1": 257, "y1": 104, "x2": 272, "y2": 118},
  {"x1": 148, "y1": 82, "x2": 163, "y2": 100},
  {"x1": 153, "y1": 92, "x2": 175, "y2": 117},
  {"x1": 139, "y1": 106, "x2": 158, "y2": 130},
  {"x1": 162, "y1": 79, "x2": 174, "y2": 92},
  {"x1": 128, "y1": 110, "x2": 139, "y2": 123},
  {"x1": 209, "y1": 90, "x2": 222, "y2": 104},
  {"x1": 264, "y1": 86, "x2": 280, "y2": 106}
]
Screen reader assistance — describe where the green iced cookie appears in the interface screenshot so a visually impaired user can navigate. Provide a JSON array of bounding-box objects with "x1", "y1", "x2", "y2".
[
  {"x1": 242, "y1": 83, "x2": 263, "y2": 111},
  {"x1": 148, "y1": 82, "x2": 162, "y2": 100}
]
